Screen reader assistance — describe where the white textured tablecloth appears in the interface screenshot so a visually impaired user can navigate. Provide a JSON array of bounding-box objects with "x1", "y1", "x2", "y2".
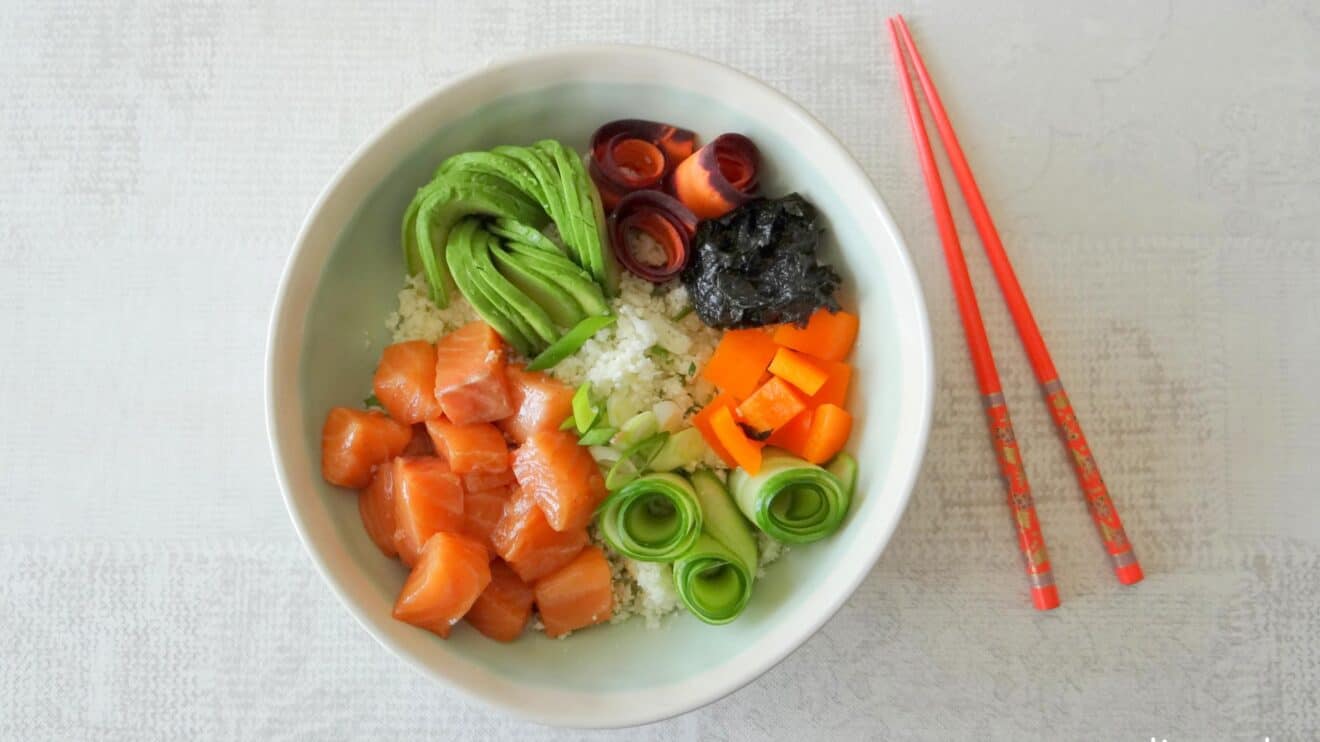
[{"x1": 3, "y1": 1, "x2": 1317, "y2": 739}]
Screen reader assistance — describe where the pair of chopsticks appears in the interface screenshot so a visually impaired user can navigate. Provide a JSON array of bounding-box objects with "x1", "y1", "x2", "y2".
[{"x1": 887, "y1": 15, "x2": 1142, "y2": 610}]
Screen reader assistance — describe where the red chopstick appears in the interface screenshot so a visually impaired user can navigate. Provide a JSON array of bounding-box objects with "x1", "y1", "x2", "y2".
[
  {"x1": 887, "y1": 18, "x2": 1059, "y2": 610},
  {"x1": 893, "y1": 15, "x2": 1142, "y2": 586}
]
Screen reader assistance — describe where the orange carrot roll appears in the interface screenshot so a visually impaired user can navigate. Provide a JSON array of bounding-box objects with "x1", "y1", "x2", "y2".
[
  {"x1": 672, "y1": 133, "x2": 760, "y2": 219},
  {"x1": 589, "y1": 119, "x2": 698, "y2": 210}
]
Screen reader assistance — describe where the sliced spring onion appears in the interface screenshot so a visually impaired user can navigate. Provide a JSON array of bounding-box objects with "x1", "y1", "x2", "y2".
[
  {"x1": 577, "y1": 425, "x2": 618, "y2": 447},
  {"x1": 652, "y1": 400, "x2": 682, "y2": 432},
  {"x1": 526, "y1": 315, "x2": 617, "y2": 372},
  {"x1": 606, "y1": 395, "x2": 641, "y2": 428},
  {"x1": 597, "y1": 473, "x2": 703, "y2": 562},
  {"x1": 559, "y1": 414, "x2": 577, "y2": 431},
  {"x1": 649, "y1": 427, "x2": 708, "y2": 472},
  {"x1": 615, "y1": 411, "x2": 659, "y2": 448},
  {"x1": 571, "y1": 383, "x2": 598, "y2": 434},
  {"x1": 589, "y1": 445, "x2": 622, "y2": 464},
  {"x1": 604, "y1": 431, "x2": 669, "y2": 491},
  {"x1": 728, "y1": 448, "x2": 853, "y2": 544}
]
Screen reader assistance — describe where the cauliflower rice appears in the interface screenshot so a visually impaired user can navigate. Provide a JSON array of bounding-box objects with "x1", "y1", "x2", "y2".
[{"x1": 387, "y1": 272, "x2": 783, "y2": 629}]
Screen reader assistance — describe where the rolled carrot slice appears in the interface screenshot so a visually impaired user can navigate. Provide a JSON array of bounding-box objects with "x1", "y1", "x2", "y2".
[
  {"x1": 609, "y1": 190, "x2": 698, "y2": 282},
  {"x1": 589, "y1": 119, "x2": 698, "y2": 210},
  {"x1": 672, "y1": 134, "x2": 760, "y2": 219}
]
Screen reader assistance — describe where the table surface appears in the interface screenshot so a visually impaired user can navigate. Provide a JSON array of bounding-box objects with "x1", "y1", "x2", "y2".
[{"x1": 3, "y1": 1, "x2": 1317, "y2": 739}]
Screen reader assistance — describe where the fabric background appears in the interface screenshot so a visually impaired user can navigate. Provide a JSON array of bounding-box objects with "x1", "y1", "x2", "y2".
[{"x1": 2, "y1": 1, "x2": 1317, "y2": 739}]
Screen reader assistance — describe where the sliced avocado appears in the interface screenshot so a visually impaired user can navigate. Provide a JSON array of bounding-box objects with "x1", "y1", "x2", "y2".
[
  {"x1": 534, "y1": 140, "x2": 619, "y2": 296},
  {"x1": 401, "y1": 178, "x2": 448, "y2": 275},
  {"x1": 445, "y1": 219, "x2": 534, "y2": 355},
  {"x1": 488, "y1": 217, "x2": 567, "y2": 257},
  {"x1": 532, "y1": 141, "x2": 592, "y2": 270},
  {"x1": 492, "y1": 145, "x2": 569, "y2": 239},
  {"x1": 468, "y1": 228, "x2": 560, "y2": 349},
  {"x1": 501, "y1": 240, "x2": 611, "y2": 316},
  {"x1": 434, "y1": 151, "x2": 550, "y2": 215},
  {"x1": 409, "y1": 173, "x2": 546, "y2": 306},
  {"x1": 490, "y1": 245, "x2": 587, "y2": 328}
]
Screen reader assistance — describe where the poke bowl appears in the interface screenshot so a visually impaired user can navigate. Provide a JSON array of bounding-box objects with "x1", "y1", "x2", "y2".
[{"x1": 266, "y1": 44, "x2": 933, "y2": 728}]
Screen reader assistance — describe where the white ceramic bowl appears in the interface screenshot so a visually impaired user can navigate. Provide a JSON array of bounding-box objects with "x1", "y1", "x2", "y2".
[{"x1": 266, "y1": 44, "x2": 932, "y2": 728}]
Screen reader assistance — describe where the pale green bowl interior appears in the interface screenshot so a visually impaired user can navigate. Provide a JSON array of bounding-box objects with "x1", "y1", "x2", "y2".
[{"x1": 300, "y1": 82, "x2": 902, "y2": 691}]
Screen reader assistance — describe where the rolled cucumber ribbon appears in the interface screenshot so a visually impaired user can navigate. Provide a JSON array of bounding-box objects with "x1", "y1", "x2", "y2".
[
  {"x1": 597, "y1": 473, "x2": 702, "y2": 562},
  {"x1": 729, "y1": 449, "x2": 855, "y2": 544},
  {"x1": 673, "y1": 470, "x2": 758, "y2": 625},
  {"x1": 672, "y1": 534, "x2": 754, "y2": 626}
]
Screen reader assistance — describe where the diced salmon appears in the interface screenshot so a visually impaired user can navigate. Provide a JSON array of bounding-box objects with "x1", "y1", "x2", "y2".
[
  {"x1": 321, "y1": 407, "x2": 412, "y2": 488},
  {"x1": 512, "y1": 430, "x2": 608, "y2": 532},
  {"x1": 498, "y1": 364, "x2": 576, "y2": 444},
  {"x1": 465, "y1": 559, "x2": 535, "y2": 642},
  {"x1": 424, "y1": 418, "x2": 511, "y2": 474},
  {"x1": 491, "y1": 487, "x2": 588, "y2": 582},
  {"x1": 462, "y1": 467, "x2": 516, "y2": 492},
  {"x1": 392, "y1": 456, "x2": 465, "y2": 567},
  {"x1": 358, "y1": 463, "x2": 398, "y2": 558},
  {"x1": 462, "y1": 486, "x2": 512, "y2": 556},
  {"x1": 534, "y1": 545, "x2": 614, "y2": 638},
  {"x1": 373, "y1": 340, "x2": 442, "y2": 425},
  {"x1": 392, "y1": 532, "x2": 491, "y2": 638},
  {"x1": 433, "y1": 321, "x2": 514, "y2": 425},
  {"x1": 403, "y1": 424, "x2": 435, "y2": 456}
]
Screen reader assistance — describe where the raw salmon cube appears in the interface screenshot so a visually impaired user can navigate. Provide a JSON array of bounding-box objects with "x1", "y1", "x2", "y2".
[
  {"x1": 491, "y1": 487, "x2": 588, "y2": 582},
  {"x1": 465, "y1": 559, "x2": 534, "y2": 642},
  {"x1": 392, "y1": 532, "x2": 490, "y2": 638},
  {"x1": 433, "y1": 321, "x2": 514, "y2": 424},
  {"x1": 512, "y1": 430, "x2": 608, "y2": 532},
  {"x1": 424, "y1": 418, "x2": 511, "y2": 474},
  {"x1": 461, "y1": 468, "x2": 517, "y2": 492},
  {"x1": 534, "y1": 546, "x2": 614, "y2": 638},
  {"x1": 403, "y1": 424, "x2": 435, "y2": 457},
  {"x1": 373, "y1": 340, "x2": 442, "y2": 424},
  {"x1": 358, "y1": 463, "x2": 398, "y2": 558},
  {"x1": 462, "y1": 486, "x2": 512, "y2": 556},
  {"x1": 321, "y1": 407, "x2": 412, "y2": 488},
  {"x1": 499, "y1": 364, "x2": 576, "y2": 444},
  {"x1": 392, "y1": 456, "x2": 465, "y2": 567}
]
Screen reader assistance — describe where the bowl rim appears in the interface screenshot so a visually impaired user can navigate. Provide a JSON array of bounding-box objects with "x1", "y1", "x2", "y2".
[{"x1": 266, "y1": 42, "x2": 933, "y2": 728}]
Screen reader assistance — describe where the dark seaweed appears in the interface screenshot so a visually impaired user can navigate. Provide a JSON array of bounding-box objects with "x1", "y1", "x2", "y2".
[{"x1": 680, "y1": 194, "x2": 841, "y2": 329}]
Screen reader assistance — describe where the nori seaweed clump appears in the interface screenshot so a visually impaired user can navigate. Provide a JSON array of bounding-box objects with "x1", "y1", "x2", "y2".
[{"x1": 680, "y1": 193, "x2": 841, "y2": 329}]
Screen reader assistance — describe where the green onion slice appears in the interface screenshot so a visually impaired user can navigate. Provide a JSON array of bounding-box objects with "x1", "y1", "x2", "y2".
[{"x1": 526, "y1": 315, "x2": 616, "y2": 372}]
